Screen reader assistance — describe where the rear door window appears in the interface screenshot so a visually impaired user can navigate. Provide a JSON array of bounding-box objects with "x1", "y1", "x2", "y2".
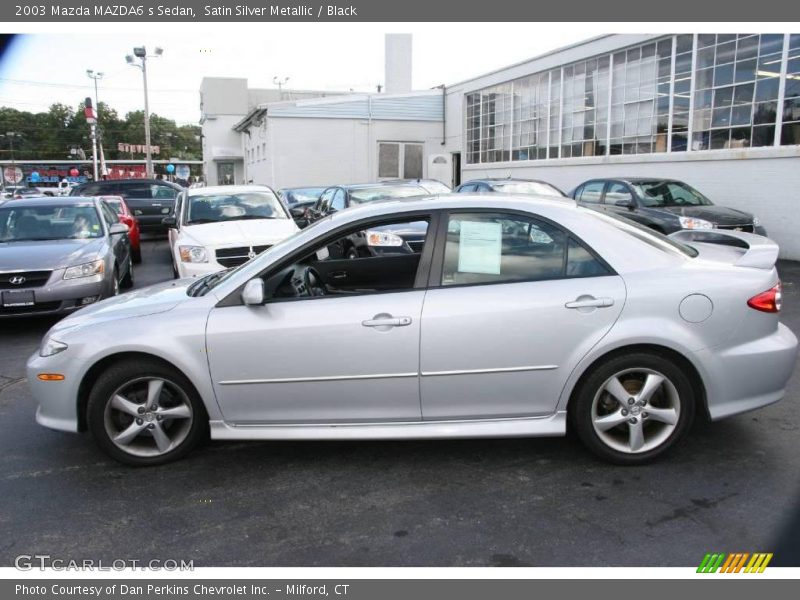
[{"x1": 577, "y1": 181, "x2": 605, "y2": 204}]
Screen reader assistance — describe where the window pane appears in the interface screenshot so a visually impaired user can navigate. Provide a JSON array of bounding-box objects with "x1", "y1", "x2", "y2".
[
  {"x1": 441, "y1": 213, "x2": 567, "y2": 286},
  {"x1": 566, "y1": 238, "x2": 611, "y2": 278},
  {"x1": 578, "y1": 181, "x2": 604, "y2": 203},
  {"x1": 378, "y1": 143, "x2": 399, "y2": 178},
  {"x1": 403, "y1": 144, "x2": 423, "y2": 179}
]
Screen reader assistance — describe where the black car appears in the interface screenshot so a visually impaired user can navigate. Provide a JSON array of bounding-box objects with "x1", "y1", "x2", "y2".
[
  {"x1": 307, "y1": 182, "x2": 431, "y2": 258},
  {"x1": 71, "y1": 179, "x2": 182, "y2": 230},
  {"x1": 277, "y1": 186, "x2": 328, "y2": 228},
  {"x1": 454, "y1": 178, "x2": 566, "y2": 197},
  {"x1": 570, "y1": 178, "x2": 766, "y2": 235}
]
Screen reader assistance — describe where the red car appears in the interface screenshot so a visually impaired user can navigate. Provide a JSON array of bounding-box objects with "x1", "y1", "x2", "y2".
[{"x1": 98, "y1": 195, "x2": 142, "y2": 263}]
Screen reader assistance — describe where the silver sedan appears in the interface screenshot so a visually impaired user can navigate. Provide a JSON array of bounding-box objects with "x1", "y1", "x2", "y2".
[{"x1": 27, "y1": 194, "x2": 798, "y2": 465}]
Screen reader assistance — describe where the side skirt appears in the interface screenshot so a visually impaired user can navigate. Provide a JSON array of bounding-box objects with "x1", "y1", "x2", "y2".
[{"x1": 209, "y1": 412, "x2": 567, "y2": 441}]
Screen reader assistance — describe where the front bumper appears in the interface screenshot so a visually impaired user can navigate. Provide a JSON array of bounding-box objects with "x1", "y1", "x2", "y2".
[
  {"x1": 698, "y1": 322, "x2": 798, "y2": 420},
  {"x1": 27, "y1": 349, "x2": 83, "y2": 432},
  {"x1": 0, "y1": 275, "x2": 106, "y2": 318}
]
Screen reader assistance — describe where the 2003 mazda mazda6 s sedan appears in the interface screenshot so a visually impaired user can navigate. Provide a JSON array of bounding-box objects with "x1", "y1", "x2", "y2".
[{"x1": 28, "y1": 194, "x2": 798, "y2": 466}]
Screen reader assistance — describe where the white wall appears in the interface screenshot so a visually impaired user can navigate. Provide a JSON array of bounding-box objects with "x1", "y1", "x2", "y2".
[
  {"x1": 201, "y1": 116, "x2": 245, "y2": 185},
  {"x1": 244, "y1": 117, "x2": 444, "y2": 189},
  {"x1": 463, "y1": 148, "x2": 800, "y2": 259}
]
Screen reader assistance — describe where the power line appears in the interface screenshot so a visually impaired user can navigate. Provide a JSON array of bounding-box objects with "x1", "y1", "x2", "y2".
[{"x1": 0, "y1": 77, "x2": 198, "y2": 93}]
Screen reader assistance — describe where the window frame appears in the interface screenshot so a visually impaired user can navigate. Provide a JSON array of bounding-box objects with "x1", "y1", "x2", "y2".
[
  {"x1": 427, "y1": 207, "x2": 616, "y2": 290},
  {"x1": 215, "y1": 210, "x2": 443, "y2": 308}
]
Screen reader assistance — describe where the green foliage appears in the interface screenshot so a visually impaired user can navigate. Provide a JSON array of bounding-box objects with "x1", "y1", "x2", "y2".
[{"x1": 0, "y1": 103, "x2": 201, "y2": 161}]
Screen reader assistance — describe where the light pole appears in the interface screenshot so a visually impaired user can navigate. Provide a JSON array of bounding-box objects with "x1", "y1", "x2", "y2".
[
  {"x1": 0, "y1": 131, "x2": 22, "y2": 189},
  {"x1": 273, "y1": 76, "x2": 289, "y2": 100},
  {"x1": 126, "y1": 46, "x2": 163, "y2": 178}
]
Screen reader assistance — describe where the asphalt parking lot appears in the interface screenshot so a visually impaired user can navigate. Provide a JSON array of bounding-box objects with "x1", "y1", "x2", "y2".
[{"x1": 1, "y1": 234, "x2": 799, "y2": 567}]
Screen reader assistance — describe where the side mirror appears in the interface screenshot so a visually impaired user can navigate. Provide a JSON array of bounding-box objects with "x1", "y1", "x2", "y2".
[
  {"x1": 289, "y1": 206, "x2": 306, "y2": 219},
  {"x1": 241, "y1": 278, "x2": 265, "y2": 306},
  {"x1": 615, "y1": 199, "x2": 635, "y2": 209},
  {"x1": 161, "y1": 216, "x2": 177, "y2": 227},
  {"x1": 109, "y1": 222, "x2": 129, "y2": 235}
]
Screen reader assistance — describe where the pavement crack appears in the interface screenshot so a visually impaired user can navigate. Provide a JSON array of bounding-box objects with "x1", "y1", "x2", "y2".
[{"x1": 645, "y1": 492, "x2": 739, "y2": 528}]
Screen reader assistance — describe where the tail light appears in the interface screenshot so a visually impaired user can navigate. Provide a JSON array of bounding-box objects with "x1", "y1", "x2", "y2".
[{"x1": 747, "y1": 282, "x2": 782, "y2": 313}]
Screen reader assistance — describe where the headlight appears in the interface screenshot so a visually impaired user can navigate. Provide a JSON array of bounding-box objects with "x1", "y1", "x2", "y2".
[
  {"x1": 753, "y1": 216, "x2": 761, "y2": 226},
  {"x1": 63, "y1": 259, "x2": 104, "y2": 280},
  {"x1": 179, "y1": 245, "x2": 208, "y2": 263},
  {"x1": 40, "y1": 336, "x2": 68, "y2": 357},
  {"x1": 365, "y1": 230, "x2": 404, "y2": 247},
  {"x1": 678, "y1": 216, "x2": 715, "y2": 230}
]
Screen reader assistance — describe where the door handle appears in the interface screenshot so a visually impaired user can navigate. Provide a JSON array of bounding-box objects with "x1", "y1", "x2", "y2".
[
  {"x1": 329, "y1": 271, "x2": 348, "y2": 280},
  {"x1": 565, "y1": 296, "x2": 614, "y2": 309},
  {"x1": 362, "y1": 315, "x2": 412, "y2": 328}
]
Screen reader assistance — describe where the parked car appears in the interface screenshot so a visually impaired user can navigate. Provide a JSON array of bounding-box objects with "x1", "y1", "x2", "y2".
[
  {"x1": 71, "y1": 179, "x2": 182, "y2": 230},
  {"x1": 455, "y1": 178, "x2": 566, "y2": 197},
  {"x1": 277, "y1": 186, "x2": 327, "y2": 228},
  {"x1": 28, "y1": 193, "x2": 797, "y2": 466},
  {"x1": 307, "y1": 182, "x2": 432, "y2": 258},
  {"x1": 571, "y1": 178, "x2": 767, "y2": 235},
  {"x1": 98, "y1": 195, "x2": 142, "y2": 264},
  {"x1": 2, "y1": 186, "x2": 30, "y2": 199},
  {"x1": 165, "y1": 184, "x2": 299, "y2": 279},
  {"x1": 0, "y1": 197, "x2": 133, "y2": 318},
  {"x1": 10, "y1": 188, "x2": 45, "y2": 199}
]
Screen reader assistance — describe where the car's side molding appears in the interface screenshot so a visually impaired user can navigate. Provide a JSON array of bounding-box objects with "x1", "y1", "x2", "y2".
[{"x1": 210, "y1": 412, "x2": 567, "y2": 440}]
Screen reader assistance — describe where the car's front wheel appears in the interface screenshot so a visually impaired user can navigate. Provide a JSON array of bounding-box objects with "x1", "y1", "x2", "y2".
[
  {"x1": 570, "y1": 351, "x2": 695, "y2": 465},
  {"x1": 86, "y1": 359, "x2": 209, "y2": 466}
]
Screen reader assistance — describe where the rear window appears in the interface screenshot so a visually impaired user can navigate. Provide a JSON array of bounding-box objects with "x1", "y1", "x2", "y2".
[{"x1": 587, "y1": 209, "x2": 698, "y2": 258}]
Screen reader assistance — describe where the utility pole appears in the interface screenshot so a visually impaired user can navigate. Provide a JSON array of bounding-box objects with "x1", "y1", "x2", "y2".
[
  {"x1": 126, "y1": 46, "x2": 163, "y2": 178},
  {"x1": 87, "y1": 70, "x2": 106, "y2": 178}
]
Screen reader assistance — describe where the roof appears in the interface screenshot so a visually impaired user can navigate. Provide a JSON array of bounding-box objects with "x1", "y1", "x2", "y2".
[
  {"x1": 1, "y1": 196, "x2": 99, "y2": 207},
  {"x1": 187, "y1": 184, "x2": 275, "y2": 196},
  {"x1": 584, "y1": 177, "x2": 684, "y2": 183}
]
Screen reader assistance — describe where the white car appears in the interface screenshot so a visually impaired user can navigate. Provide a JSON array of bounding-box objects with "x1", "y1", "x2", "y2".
[{"x1": 166, "y1": 185, "x2": 299, "y2": 279}]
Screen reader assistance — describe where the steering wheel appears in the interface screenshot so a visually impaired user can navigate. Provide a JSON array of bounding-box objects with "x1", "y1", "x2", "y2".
[{"x1": 303, "y1": 266, "x2": 327, "y2": 297}]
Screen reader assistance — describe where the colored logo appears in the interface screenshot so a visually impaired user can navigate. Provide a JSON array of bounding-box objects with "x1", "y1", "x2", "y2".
[{"x1": 697, "y1": 552, "x2": 773, "y2": 573}]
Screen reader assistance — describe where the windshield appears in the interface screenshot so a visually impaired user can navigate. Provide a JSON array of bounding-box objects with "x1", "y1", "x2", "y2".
[
  {"x1": 349, "y1": 185, "x2": 428, "y2": 205},
  {"x1": 491, "y1": 181, "x2": 564, "y2": 197},
  {"x1": 587, "y1": 208, "x2": 698, "y2": 258},
  {"x1": 281, "y1": 188, "x2": 326, "y2": 205},
  {"x1": 186, "y1": 191, "x2": 288, "y2": 225},
  {"x1": 0, "y1": 204, "x2": 104, "y2": 242},
  {"x1": 632, "y1": 181, "x2": 712, "y2": 208}
]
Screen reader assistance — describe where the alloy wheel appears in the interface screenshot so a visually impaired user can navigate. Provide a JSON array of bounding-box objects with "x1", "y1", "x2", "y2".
[
  {"x1": 103, "y1": 377, "x2": 194, "y2": 458},
  {"x1": 591, "y1": 368, "x2": 680, "y2": 454}
]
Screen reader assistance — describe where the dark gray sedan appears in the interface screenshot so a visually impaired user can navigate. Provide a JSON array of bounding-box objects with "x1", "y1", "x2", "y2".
[{"x1": 0, "y1": 197, "x2": 133, "y2": 318}]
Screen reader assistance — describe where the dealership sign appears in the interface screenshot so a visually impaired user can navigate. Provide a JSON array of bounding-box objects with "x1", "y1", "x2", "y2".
[
  {"x1": 3, "y1": 166, "x2": 23, "y2": 184},
  {"x1": 118, "y1": 143, "x2": 161, "y2": 155}
]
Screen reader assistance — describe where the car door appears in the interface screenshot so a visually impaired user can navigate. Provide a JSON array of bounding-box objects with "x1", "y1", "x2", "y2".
[
  {"x1": 168, "y1": 191, "x2": 184, "y2": 249},
  {"x1": 204, "y1": 212, "x2": 437, "y2": 424},
  {"x1": 419, "y1": 210, "x2": 626, "y2": 420},
  {"x1": 100, "y1": 201, "x2": 130, "y2": 271}
]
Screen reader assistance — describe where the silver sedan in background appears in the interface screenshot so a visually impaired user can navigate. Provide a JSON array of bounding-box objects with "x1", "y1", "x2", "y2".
[
  {"x1": 0, "y1": 197, "x2": 133, "y2": 317},
  {"x1": 27, "y1": 194, "x2": 797, "y2": 465}
]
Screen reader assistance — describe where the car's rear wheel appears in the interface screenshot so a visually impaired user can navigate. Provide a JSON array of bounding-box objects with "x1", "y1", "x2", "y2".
[
  {"x1": 120, "y1": 256, "x2": 134, "y2": 289},
  {"x1": 570, "y1": 352, "x2": 695, "y2": 465},
  {"x1": 86, "y1": 359, "x2": 208, "y2": 466}
]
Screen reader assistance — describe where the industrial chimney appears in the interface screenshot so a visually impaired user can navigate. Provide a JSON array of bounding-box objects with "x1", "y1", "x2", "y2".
[{"x1": 385, "y1": 34, "x2": 412, "y2": 94}]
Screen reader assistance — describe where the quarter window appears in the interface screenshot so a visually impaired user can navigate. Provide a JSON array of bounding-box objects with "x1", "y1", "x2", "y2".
[{"x1": 577, "y1": 181, "x2": 605, "y2": 203}]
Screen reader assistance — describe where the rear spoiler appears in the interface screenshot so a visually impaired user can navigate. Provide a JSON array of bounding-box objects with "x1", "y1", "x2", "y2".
[{"x1": 668, "y1": 229, "x2": 779, "y2": 270}]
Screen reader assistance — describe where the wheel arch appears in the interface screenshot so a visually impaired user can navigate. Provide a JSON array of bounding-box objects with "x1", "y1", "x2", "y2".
[
  {"x1": 565, "y1": 343, "x2": 709, "y2": 421},
  {"x1": 76, "y1": 351, "x2": 203, "y2": 431}
]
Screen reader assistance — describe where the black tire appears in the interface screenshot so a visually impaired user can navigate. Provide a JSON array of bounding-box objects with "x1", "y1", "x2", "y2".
[
  {"x1": 86, "y1": 359, "x2": 209, "y2": 466},
  {"x1": 109, "y1": 267, "x2": 120, "y2": 298},
  {"x1": 120, "y1": 257, "x2": 134, "y2": 289},
  {"x1": 132, "y1": 246, "x2": 142, "y2": 264},
  {"x1": 569, "y1": 351, "x2": 695, "y2": 465}
]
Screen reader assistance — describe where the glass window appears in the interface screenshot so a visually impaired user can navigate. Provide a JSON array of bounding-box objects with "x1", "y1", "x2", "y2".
[
  {"x1": 577, "y1": 181, "x2": 605, "y2": 203},
  {"x1": 153, "y1": 184, "x2": 178, "y2": 200},
  {"x1": 100, "y1": 202, "x2": 118, "y2": 228},
  {"x1": 316, "y1": 189, "x2": 335, "y2": 214},
  {"x1": 0, "y1": 203, "x2": 104, "y2": 242},
  {"x1": 489, "y1": 181, "x2": 563, "y2": 197},
  {"x1": 441, "y1": 212, "x2": 567, "y2": 286},
  {"x1": 403, "y1": 144, "x2": 424, "y2": 179},
  {"x1": 378, "y1": 143, "x2": 400, "y2": 178},
  {"x1": 348, "y1": 185, "x2": 427, "y2": 205},
  {"x1": 330, "y1": 189, "x2": 346, "y2": 211},
  {"x1": 631, "y1": 181, "x2": 712, "y2": 207},
  {"x1": 186, "y1": 191, "x2": 288, "y2": 225},
  {"x1": 566, "y1": 238, "x2": 611, "y2": 278},
  {"x1": 605, "y1": 183, "x2": 634, "y2": 205}
]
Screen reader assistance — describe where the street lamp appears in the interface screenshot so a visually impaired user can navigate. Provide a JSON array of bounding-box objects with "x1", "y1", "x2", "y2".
[
  {"x1": 0, "y1": 131, "x2": 22, "y2": 188},
  {"x1": 86, "y1": 70, "x2": 104, "y2": 180},
  {"x1": 126, "y1": 46, "x2": 163, "y2": 178}
]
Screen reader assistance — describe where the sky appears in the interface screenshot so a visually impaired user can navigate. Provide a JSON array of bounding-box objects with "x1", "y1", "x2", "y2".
[{"x1": 0, "y1": 25, "x2": 594, "y2": 125}]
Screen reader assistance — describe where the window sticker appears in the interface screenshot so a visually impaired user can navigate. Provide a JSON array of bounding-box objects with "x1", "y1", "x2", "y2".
[{"x1": 457, "y1": 220, "x2": 502, "y2": 275}]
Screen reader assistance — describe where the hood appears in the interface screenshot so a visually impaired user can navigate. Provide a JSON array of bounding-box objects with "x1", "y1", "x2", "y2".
[
  {"x1": 655, "y1": 205, "x2": 754, "y2": 226},
  {"x1": 49, "y1": 279, "x2": 192, "y2": 334},
  {"x1": 0, "y1": 238, "x2": 105, "y2": 271},
  {"x1": 181, "y1": 219, "x2": 298, "y2": 247}
]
